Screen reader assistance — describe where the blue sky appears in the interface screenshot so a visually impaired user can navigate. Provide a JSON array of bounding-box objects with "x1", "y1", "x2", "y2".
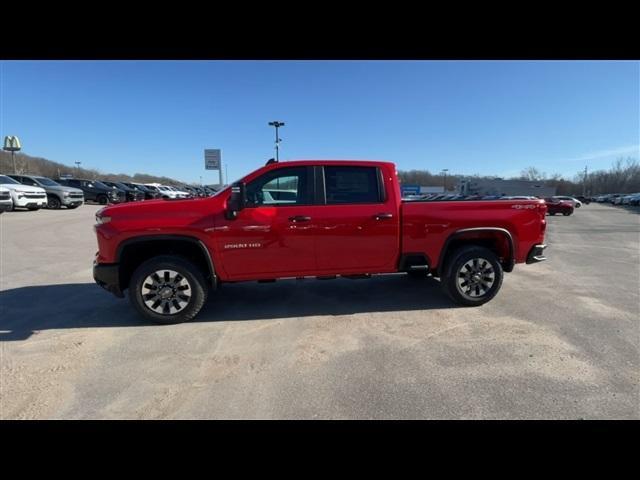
[{"x1": 1, "y1": 60, "x2": 638, "y2": 184}]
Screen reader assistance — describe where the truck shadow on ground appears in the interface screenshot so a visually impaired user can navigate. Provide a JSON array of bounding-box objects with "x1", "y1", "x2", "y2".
[{"x1": 0, "y1": 275, "x2": 462, "y2": 341}]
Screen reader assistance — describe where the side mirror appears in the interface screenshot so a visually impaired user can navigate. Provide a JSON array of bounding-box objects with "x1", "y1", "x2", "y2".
[{"x1": 225, "y1": 182, "x2": 246, "y2": 219}]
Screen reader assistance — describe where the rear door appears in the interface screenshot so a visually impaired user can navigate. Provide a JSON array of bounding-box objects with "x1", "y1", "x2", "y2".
[{"x1": 313, "y1": 165, "x2": 400, "y2": 272}]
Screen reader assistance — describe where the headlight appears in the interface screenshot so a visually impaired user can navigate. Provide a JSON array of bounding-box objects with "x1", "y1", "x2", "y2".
[
  {"x1": 95, "y1": 208, "x2": 111, "y2": 225},
  {"x1": 63, "y1": 191, "x2": 70, "y2": 196}
]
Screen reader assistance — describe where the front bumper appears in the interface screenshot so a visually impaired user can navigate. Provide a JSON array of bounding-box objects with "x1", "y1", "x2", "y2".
[
  {"x1": 14, "y1": 196, "x2": 47, "y2": 208},
  {"x1": 93, "y1": 261, "x2": 124, "y2": 298},
  {"x1": 526, "y1": 244, "x2": 547, "y2": 264},
  {"x1": 62, "y1": 196, "x2": 84, "y2": 206},
  {"x1": 0, "y1": 201, "x2": 12, "y2": 212}
]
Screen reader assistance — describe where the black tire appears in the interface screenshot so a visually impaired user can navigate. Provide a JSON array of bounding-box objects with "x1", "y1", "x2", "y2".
[
  {"x1": 441, "y1": 246, "x2": 504, "y2": 307},
  {"x1": 97, "y1": 194, "x2": 108, "y2": 205},
  {"x1": 47, "y1": 195, "x2": 62, "y2": 209},
  {"x1": 563, "y1": 211, "x2": 571, "y2": 216},
  {"x1": 27, "y1": 206, "x2": 40, "y2": 211},
  {"x1": 129, "y1": 255, "x2": 208, "y2": 324}
]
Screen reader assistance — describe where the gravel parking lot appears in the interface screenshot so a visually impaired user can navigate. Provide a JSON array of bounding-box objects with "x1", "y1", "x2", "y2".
[{"x1": 1, "y1": 203, "x2": 638, "y2": 419}]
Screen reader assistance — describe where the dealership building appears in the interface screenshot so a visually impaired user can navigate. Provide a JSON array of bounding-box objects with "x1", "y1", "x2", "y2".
[{"x1": 457, "y1": 178, "x2": 556, "y2": 197}]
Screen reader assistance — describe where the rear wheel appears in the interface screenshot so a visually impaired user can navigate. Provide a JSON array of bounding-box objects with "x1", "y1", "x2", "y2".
[
  {"x1": 47, "y1": 195, "x2": 62, "y2": 209},
  {"x1": 129, "y1": 255, "x2": 208, "y2": 324},
  {"x1": 441, "y1": 246, "x2": 504, "y2": 306},
  {"x1": 563, "y1": 211, "x2": 571, "y2": 216}
]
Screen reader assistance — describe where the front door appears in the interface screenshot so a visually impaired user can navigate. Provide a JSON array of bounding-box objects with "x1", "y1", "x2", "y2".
[{"x1": 215, "y1": 166, "x2": 317, "y2": 279}]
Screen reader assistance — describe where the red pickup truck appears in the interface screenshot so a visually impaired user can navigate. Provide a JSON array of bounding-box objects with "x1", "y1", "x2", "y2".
[{"x1": 93, "y1": 160, "x2": 548, "y2": 323}]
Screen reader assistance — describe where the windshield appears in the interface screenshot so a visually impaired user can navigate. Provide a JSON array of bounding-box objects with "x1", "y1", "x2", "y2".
[
  {"x1": 35, "y1": 177, "x2": 60, "y2": 186},
  {"x1": 93, "y1": 181, "x2": 111, "y2": 189},
  {"x1": 0, "y1": 175, "x2": 20, "y2": 184}
]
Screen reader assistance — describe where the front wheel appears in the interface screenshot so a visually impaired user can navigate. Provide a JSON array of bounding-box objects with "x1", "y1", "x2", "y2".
[
  {"x1": 129, "y1": 255, "x2": 208, "y2": 324},
  {"x1": 47, "y1": 196, "x2": 61, "y2": 209},
  {"x1": 563, "y1": 211, "x2": 571, "y2": 216},
  {"x1": 97, "y1": 195, "x2": 108, "y2": 205},
  {"x1": 441, "y1": 246, "x2": 504, "y2": 306}
]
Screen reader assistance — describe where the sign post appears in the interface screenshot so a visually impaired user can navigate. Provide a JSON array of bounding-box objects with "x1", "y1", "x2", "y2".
[{"x1": 204, "y1": 149, "x2": 222, "y2": 187}]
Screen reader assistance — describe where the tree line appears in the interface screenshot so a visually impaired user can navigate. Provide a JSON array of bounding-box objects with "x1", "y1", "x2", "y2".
[
  {"x1": 2, "y1": 150, "x2": 638, "y2": 195},
  {"x1": 398, "y1": 157, "x2": 640, "y2": 196},
  {"x1": 0, "y1": 151, "x2": 186, "y2": 186}
]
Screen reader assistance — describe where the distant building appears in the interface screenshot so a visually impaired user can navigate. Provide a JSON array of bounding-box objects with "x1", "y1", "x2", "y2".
[{"x1": 457, "y1": 178, "x2": 556, "y2": 197}]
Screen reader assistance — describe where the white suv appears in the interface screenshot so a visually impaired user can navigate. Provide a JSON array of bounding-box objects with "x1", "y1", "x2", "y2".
[
  {"x1": 0, "y1": 186, "x2": 12, "y2": 213},
  {"x1": 0, "y1": 174, "x2": 48, "y2": 210}
]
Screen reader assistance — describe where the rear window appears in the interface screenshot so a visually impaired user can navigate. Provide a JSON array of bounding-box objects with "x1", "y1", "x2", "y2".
[{"x1": 324, "y1": 166, "x2": 381, "y2": 204}]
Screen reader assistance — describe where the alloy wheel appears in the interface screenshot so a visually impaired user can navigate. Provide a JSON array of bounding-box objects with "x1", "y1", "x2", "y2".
[
  {"x1": 141, "y1": 269, "x2": 192, "y2": 315},
  {"x1": 456, "y1": 258, "x2": 495, "y2": 298}
]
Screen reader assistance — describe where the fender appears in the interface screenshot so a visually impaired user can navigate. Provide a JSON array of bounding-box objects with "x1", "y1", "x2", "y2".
[
  {"x1": 437, "y1": 227, "x2": 515, "y2": 275},
  {"x1": 116, "y1": 234, "x2": 217, "y2": 287}
]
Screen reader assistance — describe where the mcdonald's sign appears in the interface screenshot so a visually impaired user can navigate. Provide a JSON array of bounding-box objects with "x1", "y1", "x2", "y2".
[{"x1": 3, "y1": 135, "x2": 21, "y2": 152}]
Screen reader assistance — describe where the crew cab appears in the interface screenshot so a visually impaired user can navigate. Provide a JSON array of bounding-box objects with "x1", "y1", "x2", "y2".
[
  {"x1": 93, "y1": 160, "x2": 548, "y2": 324},
  {"x1": 57, "y1": 178, "x2": 123, "y2": 205},
  {"x1": 101, "y1": 181, "x2": 145, "y2": 202},
  {"x1": 0, "y1": 174, "x2": 48, "y2": 210}
]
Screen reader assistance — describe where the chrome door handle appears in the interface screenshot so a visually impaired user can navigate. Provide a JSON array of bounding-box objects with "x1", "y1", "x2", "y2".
[{"x1": 373, "y1": 213, "x2": 393, "y2": 220}]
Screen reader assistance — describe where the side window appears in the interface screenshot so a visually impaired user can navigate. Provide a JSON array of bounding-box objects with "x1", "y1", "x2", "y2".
[
  {"x1": 324, "y1": 166, "x2": 382, "y2": 204},
  {"x1": 246, "y1": 167, "x2": 310, "y2": 206},
  {"x1": 22, "y1": 177, "x2": 38, "y2": 186}
]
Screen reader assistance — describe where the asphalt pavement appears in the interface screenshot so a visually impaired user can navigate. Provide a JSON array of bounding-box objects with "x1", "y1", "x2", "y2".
[{"x1": 1, "y1": 203, "x2": 638, "y2": 419}]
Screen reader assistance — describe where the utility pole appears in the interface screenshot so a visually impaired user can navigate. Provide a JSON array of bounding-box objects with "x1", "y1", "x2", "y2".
[
  {"x1": 442, "y1": 169, "x2": 449, "y2": 192},
  {"x1": 75, "y1": 161, "x2": 81, "y2": 175},
  {"x1": 583, "y1": 165, "x2": 588, "y2": 196},
  {"x1": 268, "y1": 121, "x2": 285, "y2": 162}
]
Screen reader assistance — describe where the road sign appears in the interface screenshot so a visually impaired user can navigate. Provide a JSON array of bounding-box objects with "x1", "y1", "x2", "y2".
[
  {"x1": 401, "y1": 184, "x2": 421, "y2": 196},
  {"x1": 205, "y1": 149, "x2": 221, "y2": 170}
]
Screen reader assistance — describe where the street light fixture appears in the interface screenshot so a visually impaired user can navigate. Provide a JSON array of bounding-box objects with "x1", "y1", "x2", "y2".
[{"x1": 268, "y1": 121, "x2": 285, "y2": 162}]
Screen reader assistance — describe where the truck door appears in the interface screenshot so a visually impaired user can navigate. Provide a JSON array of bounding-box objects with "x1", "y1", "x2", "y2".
[
  {"x1": 215, "y1": 166, "x2": 318, "y2": 279},
  {"x1": 314, "y1": 165, "x2": 400, "y2": 272}
]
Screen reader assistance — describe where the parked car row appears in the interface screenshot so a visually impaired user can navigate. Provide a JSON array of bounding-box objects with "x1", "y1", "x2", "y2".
[
  {"x1": 593, "y1": 193, "x2": 640, "y2": 205},
  {"x1": 0, "y1": 173, "x2": 220, "y2": 213}
]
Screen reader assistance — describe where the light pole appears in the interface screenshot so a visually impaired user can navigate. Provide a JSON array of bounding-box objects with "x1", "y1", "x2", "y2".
[
  {"x1": 268, "y1": 121, "x2": 285, "y2": 162},
  {"x1": 75, "y1": 161, "x2": 81, "y2": 175},
  {"x1": 441, "y1": 169, "x2": 449, "y2": 192}
]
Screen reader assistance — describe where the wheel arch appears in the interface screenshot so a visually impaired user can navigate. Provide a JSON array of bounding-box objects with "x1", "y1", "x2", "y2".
[
  {"x1": 116, "y1": 235, "x2": 217, "y2": 291},
  {"x1": 437, "y1": 227, "x2": 515, "y2": 276}
]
